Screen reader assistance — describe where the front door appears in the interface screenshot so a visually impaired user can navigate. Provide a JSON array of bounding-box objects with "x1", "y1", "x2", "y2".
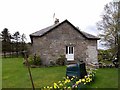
[{"x1": 66, "y1": 46, "x2": 74, "y2": 61}]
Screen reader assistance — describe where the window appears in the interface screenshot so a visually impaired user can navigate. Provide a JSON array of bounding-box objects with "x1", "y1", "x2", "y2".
[
  {"x1": 66, "y1": 46, "x2": 68, "y2": 54},
  {"x1": 69, "y1": 47, "x2": 73, "y2": 54},
  {"x1": 66, "y1": 46, "x2": 73, "y2": 54}
]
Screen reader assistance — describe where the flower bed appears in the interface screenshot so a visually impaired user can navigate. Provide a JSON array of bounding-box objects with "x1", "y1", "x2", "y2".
[{"x1": 42, "y1": 69, "x2": 96, "y2": 89}]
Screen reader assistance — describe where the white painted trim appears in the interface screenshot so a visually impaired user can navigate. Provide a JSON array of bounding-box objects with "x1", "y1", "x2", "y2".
[{"x1": 66, "y1": 46, "x2": 74, "y2": 61}]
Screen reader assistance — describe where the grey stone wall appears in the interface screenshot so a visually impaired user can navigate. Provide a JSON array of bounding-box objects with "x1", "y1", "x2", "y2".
[
  {"x1": 31, "y1": 22, "x2": 98, "y2": 65},
  {"x1": 86, "y1": 40, "x2": 98, "y2": 64}
]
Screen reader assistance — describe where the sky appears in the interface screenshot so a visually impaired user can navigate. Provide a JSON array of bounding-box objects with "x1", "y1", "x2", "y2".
[{"x1": 0, "y1": 0, "x2": 113, "y2": 49}]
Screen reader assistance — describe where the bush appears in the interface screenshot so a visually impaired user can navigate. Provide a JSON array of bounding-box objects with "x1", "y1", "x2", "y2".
[
  {"x1": 28, "y1": 54, "x2": 42, "y2": 66},
  {"x1": 56, "y1": 55, "x2": 66, "y2": 66},
  {"x1": 49, "y1": 60, "x2": 56, "y2": 66},
  {"x1": 28, "y1": 55, "x2": 34, "y2": 65}
]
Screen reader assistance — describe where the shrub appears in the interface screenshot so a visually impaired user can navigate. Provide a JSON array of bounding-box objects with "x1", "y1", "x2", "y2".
[
  {"x1": 28, "y1": 54, "x2": 42, "y2": 66},
  {"x1": 28, "y1": 55, "x2": 34, "y2": 65},
  {"x1": 56, "y1": 55, "x2": 66, "y2": 66},
  {"x1": 49, "y1": 60, "x2": 56, "y2": 66}
]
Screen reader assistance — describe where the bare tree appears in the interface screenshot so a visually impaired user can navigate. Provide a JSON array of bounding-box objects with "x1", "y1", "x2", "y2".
[
  {"x1": 97, "y1": 1, "x2": 119, "y2": 60},
  {"x1": 21, "y1": 33, "x2": 27, "y2": 51}
]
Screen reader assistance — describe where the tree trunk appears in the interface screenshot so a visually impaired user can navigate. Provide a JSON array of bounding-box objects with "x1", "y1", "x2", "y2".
[{"x1": 4, "y1": 52, "x2": 6, "y2": 58}]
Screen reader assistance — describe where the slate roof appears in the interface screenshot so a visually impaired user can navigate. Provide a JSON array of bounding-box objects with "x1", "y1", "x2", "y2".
[
  {"x1": 30, "y1": 23, "x2": 59, "y2": 37},
  {"x1": 30, "y1": 19, "x2": 100, "y2": 40}
]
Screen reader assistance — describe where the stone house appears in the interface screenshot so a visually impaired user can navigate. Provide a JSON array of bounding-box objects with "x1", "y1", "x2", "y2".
[{"x1": 30, "y1": 19, "x2": 100, "y2": 66}]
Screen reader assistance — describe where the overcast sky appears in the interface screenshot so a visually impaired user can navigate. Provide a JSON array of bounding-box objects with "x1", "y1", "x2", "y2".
[{"x1": 0, "y1": 0, "x2": 112, "y2": 48}]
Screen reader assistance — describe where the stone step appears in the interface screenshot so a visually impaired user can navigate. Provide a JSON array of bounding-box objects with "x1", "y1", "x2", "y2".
[{"x1": 67, "y1": 60, "x2": 76, "y2": 65}]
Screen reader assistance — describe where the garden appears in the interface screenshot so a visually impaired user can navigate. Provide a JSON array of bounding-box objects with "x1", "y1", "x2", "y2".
[{"x1": 2, "y1": 57, "x2": 118, "y2": 89}]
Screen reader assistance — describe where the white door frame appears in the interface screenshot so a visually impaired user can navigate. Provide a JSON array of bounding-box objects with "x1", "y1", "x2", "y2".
[{"x1": 66, "y1": 46, "x2": 74, "y2": 61}]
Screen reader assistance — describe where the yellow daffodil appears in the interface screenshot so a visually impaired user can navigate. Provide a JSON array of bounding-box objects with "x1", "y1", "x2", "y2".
[
  {"x1": 75, "y1": 85, "x2": 77, "y2": 88},
  {"x1": 54, "y1": 85, "x2": 57, "y2": 89},
  {"x1": 67, "y1": 76, "x2": 69, "y2": 79},
  {"x1": 59, "y1": 83, "x2": 63, "y2": 86},
  {"x1": 54, "y1": 83, "x2": 59, "y2": 89},
  {"x1": 73, "y1": 76, "x2": 75, "y2": 78},
  {"x1": 50, "y1": 86, "x2": 52, "y2": 89},
  {"x1": 47, "y1": 86, "x2": 49, "y2": 88},
  {"x1": 68, "y1": 86, "x2": 71, "y2": 89},
  {"x1": 58, "y1": 81, "x2": 61, "y2": 83},
  {"x1": 79, "y1": 79, "x2": 81, "y2": 82},
  {"x1": 71, "y1": 78, "x2": 73, "y2": 80},
  {"x1": 82, "y1": 79, "x2": 85, "y2": 82},
  {"x1": 64, "y1": 87, "x2": 67, "y2": 89},
  {"x1": 76, "y1": 81, "x2": 79, "y2": 85}
]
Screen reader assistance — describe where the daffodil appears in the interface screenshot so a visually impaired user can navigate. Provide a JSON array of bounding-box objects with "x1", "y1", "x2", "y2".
[
  {"x1": 54, "y1": 83, "x2": 58, "y2": 89},
  {"x1": 75, "y1": 85, "x2": 77, "y2": 88},
  {"x1": 71, "y1": 78, "x2": 73, "y2": 80},
  {"x1": 68, "y1": 86, "x2": 71, "y2": 89},
  {"x1": 67, "y1": 76, "x2": 69, "y2": 79},
  {"x1": 76, "y1": 81, "x2": 79, "y2": 85},
  {"x1": 73, "y1": 76, "x2": 75, "y2": 78},
  {"x1": 58, "y1": 81, "x2": 61, "y2": 83},
  {"x1": 47, "y1": 86, "x2": 49, "y2": 88},
  {"x1": 54, "y1": 85, "x2": 57, "y2": 89},
  {"x1": 82, "y1": 79, "x2": 85, "y2": 82},
  {"x1": 79, "y1": 79, "x2": 81, "y2": 82},
  {"x1": 50, "y1": 86, "x2": 52, "y2": 89},
  {"x1": 59, "y1": 83, "x2": 63, "y2": 86},
  {"x1": 64, "y1": 87, "x2": 67, "y2": 89}
]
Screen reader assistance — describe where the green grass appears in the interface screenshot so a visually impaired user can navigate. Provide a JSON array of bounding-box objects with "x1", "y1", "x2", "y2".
[
  {"x1": 0, "y1": 56, "x2": 2, "y2": 90},
  {"x1": 86, "y1": 68, "x2": 118, "y2": 88},
  {"x1": 2, "y1": 57, "x2": 66, "y2": 88},
  {"x1": 2, "y1": 57, "x2": 119, "y2": 88}
]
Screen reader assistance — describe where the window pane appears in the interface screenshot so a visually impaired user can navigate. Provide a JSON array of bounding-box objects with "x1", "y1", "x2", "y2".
[
  {"x1": 66, "y1": 46, "x2": 68, "y2": 54},
  {"x1": 69, "y1": 47, "x2": 71, "y2": 54},
  {"x1": 71, "y1": 47, "x2": 73, "y2": 54},
  {"x1": 69, "y1": 47, "x2": 73, "y2": 54}
]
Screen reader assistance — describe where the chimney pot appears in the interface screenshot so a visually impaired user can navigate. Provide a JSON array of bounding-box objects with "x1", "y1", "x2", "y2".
[{"x1": 54, "y1": 18, "x2": 59, "y2": 24}]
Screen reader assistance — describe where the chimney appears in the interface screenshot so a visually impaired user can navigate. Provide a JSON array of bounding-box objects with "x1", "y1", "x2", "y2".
[{"x1": 54, "y1": 18, "x2": 59, "y2": 24}]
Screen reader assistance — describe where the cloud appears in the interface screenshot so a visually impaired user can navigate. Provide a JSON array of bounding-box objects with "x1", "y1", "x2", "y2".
[
  {"x1": 84, "y1": 25, "x2": 98, "y2": 36},
  {"x1": 0, "y1": 0, "x2": 112, "y2": 45},
  {"x1": 82, "y1": 24, "x2": 109, "y2": 49}
]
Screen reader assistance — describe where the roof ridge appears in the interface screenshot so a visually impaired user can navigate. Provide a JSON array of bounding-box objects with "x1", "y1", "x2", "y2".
[{"x1": 30, "y1": 19, "x2": 100, "y2": 40}]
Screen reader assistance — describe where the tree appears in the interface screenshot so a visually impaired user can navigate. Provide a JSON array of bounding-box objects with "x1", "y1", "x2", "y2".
[
  {"x1": 98, "y1": 49, "x2": 113, "y2": 62},
  {"x1": 21, "y1": 33, "x2": 27, "y2": 51},
  {"x1": 13, "y1": 31, "x2": 21, "y2": 57},
  {"x1": 1, "y1": 28, "x2": 11, "y2": 57},
  {"x1": 97, "y1": 1, "x2": 119, "y2": 60}
]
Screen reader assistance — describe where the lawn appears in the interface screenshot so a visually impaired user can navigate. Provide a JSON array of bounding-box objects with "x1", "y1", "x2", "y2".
[
  {"x1": 2, "y1": 57, "x2": 66, "y2": 88},
  {"x1": 86, "y1": 68, "x2": 118, "y2": 88},
  {"x1": 2, "y1": 57, "x2": 119, "y2": 89}
]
